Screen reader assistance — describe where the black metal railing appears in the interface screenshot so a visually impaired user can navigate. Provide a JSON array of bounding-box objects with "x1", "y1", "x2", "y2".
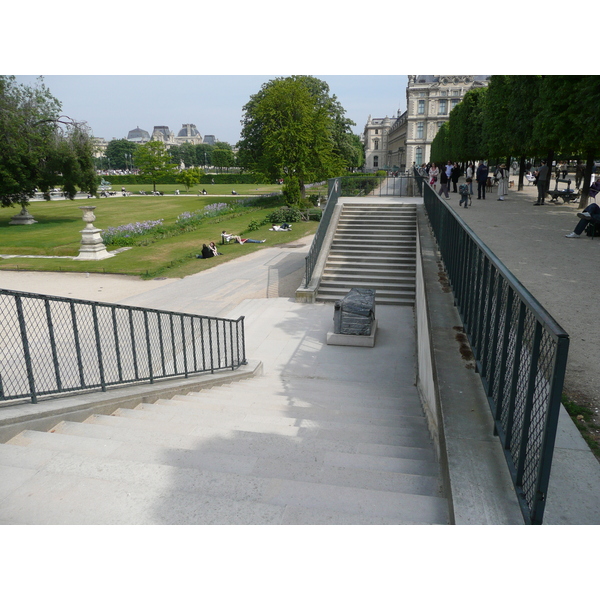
[
  {"x1": 422, "y1": 182, "x2": 569, "y2": 525},
  {"x1": 304, "y1": 178, "x2": 342, "y2": 287},
  {"x1": 0, "y1": 289, "x2": 246, "y2": 404}
]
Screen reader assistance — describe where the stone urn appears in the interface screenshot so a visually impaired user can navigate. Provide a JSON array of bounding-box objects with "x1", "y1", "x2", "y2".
[
  {"x1": 74, "y1": 206, "x2": 114, "y2": 261},
  {"x1": 9, "y1": 206, "x2": 38, "y2": 225}
]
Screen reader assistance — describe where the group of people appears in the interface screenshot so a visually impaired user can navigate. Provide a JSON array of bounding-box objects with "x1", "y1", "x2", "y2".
[{"x1": 197, "y1": 241, "x2": 220, "y2": 259}]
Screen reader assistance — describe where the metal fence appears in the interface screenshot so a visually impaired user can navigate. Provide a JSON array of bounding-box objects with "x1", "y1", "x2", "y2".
[
  {"x1": 304, "y1": 178, "x2": 342, "y2": 286},
  {"x1": 0, "y1": 289, "x2": 246, "y2": 404},
  {"x1": 422, "y1": 181, "x2": 569, "y2": 525}
]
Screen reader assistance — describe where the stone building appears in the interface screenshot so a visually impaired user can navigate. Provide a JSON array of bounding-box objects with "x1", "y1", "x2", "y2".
[
  {"x1": 175, "y1": 124, "x2": 203, "y2": 145},
  {"x1": 363, "y1": 75, "x2": 490, "y2": 173},
  {"x1": 127, "y1": 126, "x2": 151, "y2": 143},
  {"x1": 151, "y1": 125, "x2": 175, "y2": 146}
]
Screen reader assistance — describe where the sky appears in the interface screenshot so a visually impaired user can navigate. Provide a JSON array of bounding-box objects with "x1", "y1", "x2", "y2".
[{"x1": 13, "y1": 75, "x2": 409, "y2": 145}]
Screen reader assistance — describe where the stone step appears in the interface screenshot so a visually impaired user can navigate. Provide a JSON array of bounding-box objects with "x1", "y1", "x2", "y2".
[
  {"x1": 0, "y1": 447, "x2": 448, "y2": 524},
  {"x1": 316, "y1": 279, "x2": 415, "y2": 293},
  {"x1": 328, "y1": 252, "x2": 416, "y2": 263},
  {"x1": 321, "y1": 272, "x2": 414, "y2": 285},
  {"x1": 325, "y1": 259, "x2": 416, "y2": 271},
  {"x1": 316, "y1": 292, "x2": 415, "y2": 306},
  {"x1": 51, "y1": 418, "x2": 437, "y2": 462},
  {"x1": 86, "y1": 409, "x2": 431, "y2": 447},
  {"x1": 155, "y1": 397, "x2": 427, "y2": 430}
]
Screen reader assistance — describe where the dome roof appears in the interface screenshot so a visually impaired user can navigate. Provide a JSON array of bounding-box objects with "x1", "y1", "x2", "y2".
[
  {"x1": 127, "y1": 126, "x2": 150, "y2": 141},
  {"x1": 177, "y1": 123, "x2": 201, "y2": 137}
]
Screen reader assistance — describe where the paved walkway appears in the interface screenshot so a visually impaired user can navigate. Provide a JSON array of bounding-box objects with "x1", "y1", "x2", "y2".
[{"x1": 443, "y1": 175, "x2": 599, "y2": 414}]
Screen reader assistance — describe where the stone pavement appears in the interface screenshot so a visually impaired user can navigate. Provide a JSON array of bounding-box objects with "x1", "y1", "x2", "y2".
[{"x1": 444, "y1": 175, "x2": 599, "y2": 411}]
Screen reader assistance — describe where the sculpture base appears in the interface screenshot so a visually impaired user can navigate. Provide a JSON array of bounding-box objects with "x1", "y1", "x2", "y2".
[
  {"x1": 9, "y1": 208, "x2": 37, "y2": 225},
  {"x1": 74, "y1": 227, "x2": 114, "y2": 261},
  {"x1": 327, "y1": 320, "x2": 377, "y2": 347}
]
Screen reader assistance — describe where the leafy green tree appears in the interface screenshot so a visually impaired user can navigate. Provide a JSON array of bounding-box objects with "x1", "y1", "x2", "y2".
[
  {"x1": 176, "y1": 167, "x2": 204, "y2": 191},
  {"x1": 238, "y1": 75, "x2": 351, "y2": 200},
  {"x1": 169, "y1": 143, "x2": 199, "y2": 168},
  {"x1": 134, "y1": 140, "x2": 177, "y2": 192},
  {"x1": 104, "y1": 138, "x2": 137, "y2": 171},
  {"x1": 194, "y1": 144, "x2": 213, "y2": 169},
  {"x1": 0, "y1": 75, "x2": 97, "y2": 208},
  {"x1": 212, "y1": 147, "x2": 235, "y2": 172}
]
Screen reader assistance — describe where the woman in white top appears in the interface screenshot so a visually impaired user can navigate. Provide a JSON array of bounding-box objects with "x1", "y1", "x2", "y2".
[
  {"x1": 428, "y1": 163, "x2": 440, "y2": 191},
  {"x1": 495, "y1": 164, "x2": 508, "y2": 201}
]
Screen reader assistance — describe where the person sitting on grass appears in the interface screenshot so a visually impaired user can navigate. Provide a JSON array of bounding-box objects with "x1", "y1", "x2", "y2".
[
  {"x1": 209, "y1": 242, "x2": 220, "y2": 256},
  {"x1": 565, "y1": 203, "x2": 600, "y2": 238},
  {"x1": 197, "y1": 244, "x2": 214, "y2": 259},
  {"x1": 222, "y1": 230, "x2": 265, "y2": 244}
]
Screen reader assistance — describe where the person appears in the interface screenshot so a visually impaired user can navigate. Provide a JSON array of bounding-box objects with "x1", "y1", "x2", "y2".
[
  {"x1": 587, "y1": 178, "x2": 600, "y2": 200},
  {"x1": 445, "y1": 161, "x2": 453, "y2": 181},
  {"x1": 269, "y1": 223, "x2": 292, "y2": 231},
  {"x1": 495, "y1": 164, "x2": 508, "y2": 201},
  {"x1": 239, "y1": 238, "x2": 266, "y2": 244},
  {"x1": 534, "y1": 161, "x2": 549, "y2": 205},
  {"x1": 209, "y1": 241, "x2": 220, "y2": 256},
  {"x1": 565, "y1": 203, "x2": 600, "y2": 238},
  {"x1": 459, "y1": 179, "x2": 471, "y2": 208},
  {"x1": 199, "y1": 244, "x2": 213, "y2": 258},
  {"x1": 476, "y1": 161, "x2": 489, "y2": 199},
  {"x1": 222, "y1": 230, "x2": 242, "y2": 243},
  {"x1": 466, "y1": 163, "x2": 474, "y2": 195},
  {"x1": 439, "y1": 168, "x2": 450, "y2": 198},
  {"x1": 429, "y1": 162, "x2": 439, "y2": 190},
  {"x1": 561, "y1": 163, "x2": 568, "y2": 179},
  {"x1": 451, "y1": 162, "x2": 461, "y2": 193}
]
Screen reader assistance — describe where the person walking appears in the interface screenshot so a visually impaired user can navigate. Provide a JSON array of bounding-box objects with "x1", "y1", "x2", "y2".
[
  {"x1": 476, "y1": 161, "x2": 489, "y2": 199},
  {"x1": 451, "y1": 162, "x2": 461, "y2": 193},
  {"x1": 439, "y1": 168, "x2": 450, "y2": 199},
  {"x1": 466, "y1": 163, "x2": 474, "y2": 195},
  {"x1": 495, "y1": 163, "x2": 508, "y2": 201},
  {"x1": 429, "y1": 163, "x2": 439, "y2": 191},
  {"x1": 534, "y1": 161, "x2": 549, "y2": 205}
]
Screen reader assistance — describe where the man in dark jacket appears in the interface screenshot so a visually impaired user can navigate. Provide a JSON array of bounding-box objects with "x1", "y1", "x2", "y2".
[
  {"x1": 476, "y1": 162, "x2": 489, "y2": 199},
  {"x1": 534, "y1": 161, "x2": 549, "y2": 205}
]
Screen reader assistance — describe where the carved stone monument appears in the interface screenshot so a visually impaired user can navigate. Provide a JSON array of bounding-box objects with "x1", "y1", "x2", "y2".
[
  {"x1": 74, "y1": 206, "x2": 114, "y2": 261},
  {"x1": 9, "y1": 207, "x2": 38, "y2": 225}
]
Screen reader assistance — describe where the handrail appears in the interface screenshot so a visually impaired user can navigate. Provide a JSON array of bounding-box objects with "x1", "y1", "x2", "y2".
[
  {"x1": 0, "y1": 289, "x2": 246, "y2": 404},
  {"x1": 421, "y1": 180, "x2": 569, "y2": 525}
]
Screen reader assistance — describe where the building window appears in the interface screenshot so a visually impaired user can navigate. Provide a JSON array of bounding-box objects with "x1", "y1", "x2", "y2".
[
  {"x1": 451, "y1": 99, "x2": 460, "y2": 110},
  {"x1": 417, "y1": 99, "x2": 425, "y2": 114},
  {"x1": 374, "y1": 139, "x2": 379, "y2": 150},
  {"x1": 437, "y1": 121, "x2": 444, "y2": 129},
  {"x1": 415, "y1": 148, "x2": 422, "y2": 166},
  {"x1": 452, "y1": 89, "x2": 460, "y2": 96},
  {"x1": 373, "y1": 155, "x2": 379, "y2": 168},
  {"x1": 375, "y1": 129, "x2": 379, "y2": 134},
  {"x1": 416, "y1": 122, "x2": 424, "y2": 139},
  {"x1": 438, "y1": 99, "x2": 447, "y2": 115}
]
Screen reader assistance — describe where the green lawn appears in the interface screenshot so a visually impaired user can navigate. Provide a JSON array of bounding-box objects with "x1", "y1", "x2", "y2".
[
  {"x1": 0, "y1": 194, "x2": 318, "y2": 280},
  {"x1": 120, "y1": 183, "x2": 283, "y2": 196}
]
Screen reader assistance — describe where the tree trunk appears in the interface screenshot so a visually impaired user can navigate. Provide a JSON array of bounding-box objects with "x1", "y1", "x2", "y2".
[
  {"x1": 545, "y1": 151, "x2": 554, "y2": 196},
  {"x1": 579, "y1": 151, "x2": 595, "y2": 209},
  {"x1": 518, "y1": 155, "x2": 526, "y2": 191}
]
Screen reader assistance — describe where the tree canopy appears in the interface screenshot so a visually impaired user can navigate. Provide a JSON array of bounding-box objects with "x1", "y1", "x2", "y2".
[
  {"x1": 104, "y1": 138, "x2": 138, "y2": 171},
  {"x1": 134, "y1": 140, "x2": 177, "y2": 191},
  {"x1": 238, "y1": 75, "x2": 354, "y2": 201},
  {"x1": 0, "y1": 75, "x2": 97, "y2": 208}
]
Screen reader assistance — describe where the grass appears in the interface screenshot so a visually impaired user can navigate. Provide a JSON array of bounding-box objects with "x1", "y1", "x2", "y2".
[
  {"x1": 0, "y1": 192, "x2": 319, "y2": 280},
  {"x1": 563, "y1": 393, "x2": 600, "y2": 459},
  {"x1": 117, "y1": 183, "x2": 282, "y2": 196}
]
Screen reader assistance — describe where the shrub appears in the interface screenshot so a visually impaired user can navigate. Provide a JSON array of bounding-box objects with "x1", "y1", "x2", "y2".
[{"x1": 265, "y1": 206, "x2": 303, "y2": 223}]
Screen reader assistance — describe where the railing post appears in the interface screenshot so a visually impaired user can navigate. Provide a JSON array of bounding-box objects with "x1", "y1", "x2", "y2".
[{"x1": 15, "y1": 295, "x2": 37, "y2": 404}]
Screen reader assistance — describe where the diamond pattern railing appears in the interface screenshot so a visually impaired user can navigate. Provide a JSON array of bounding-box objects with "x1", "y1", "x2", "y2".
[
  {"x1": 0, "y1": 289, "x2": 246, "y2": 404},
  {"x1": 422, "y1": 181, "x2": 569, "y2": 525}
]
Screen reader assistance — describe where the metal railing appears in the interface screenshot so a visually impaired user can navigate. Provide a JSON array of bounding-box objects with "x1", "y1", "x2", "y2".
[
  {"x1": 304, "y1": 178, "x2": 342, "y2": 286},
  {"x1": 422, "y1": 181, "x2": 569, "y2": 525},
  {"x1": 0, "y1": 289, "x2": 246, "y2": 404}
]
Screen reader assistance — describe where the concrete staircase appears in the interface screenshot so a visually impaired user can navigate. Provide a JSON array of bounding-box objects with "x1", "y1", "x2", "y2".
[
  {"x1": 0, "y1": 373, "x2": 448, "y2": 524},
  {"x1": 317, "y1": 203, "x2": 417, "y2": 305}
]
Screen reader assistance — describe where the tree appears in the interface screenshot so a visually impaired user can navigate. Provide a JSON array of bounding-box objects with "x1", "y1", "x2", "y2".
[
  {"x1": 134, "y1": 140, "x2": 177, "y2": 192},
  {"x1": 0, "y1": 75, "x2": 97, "y2": 208},
  {"x1": 176, "y1": 167, "x2": 204, "y2": 191},
  {"x1": 238, "y1": 75, "x2": 351, "y2": 201},
  {"x1": 104, "y1": 138, "x2": 137, "y2": 171},
  {"x1": 212, "y1": 147, "x2": 235, "y2": 172},
  {"x1": 194, "y1": 144, "x2": 213, "y2": 169}
]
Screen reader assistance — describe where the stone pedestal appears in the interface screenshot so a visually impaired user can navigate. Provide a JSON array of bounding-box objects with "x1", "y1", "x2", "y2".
[
  {"x1": 74, "y1": 206, "x2": 114, "y2": 261},
  {"x1": 9, "y1": 207, "x2": 37, "y2": 225}
]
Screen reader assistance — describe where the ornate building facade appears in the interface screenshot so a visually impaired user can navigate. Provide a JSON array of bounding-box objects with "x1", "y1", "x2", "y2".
[{"x1": 363, "y1": 75, "x2": 490, "y2": 172}]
